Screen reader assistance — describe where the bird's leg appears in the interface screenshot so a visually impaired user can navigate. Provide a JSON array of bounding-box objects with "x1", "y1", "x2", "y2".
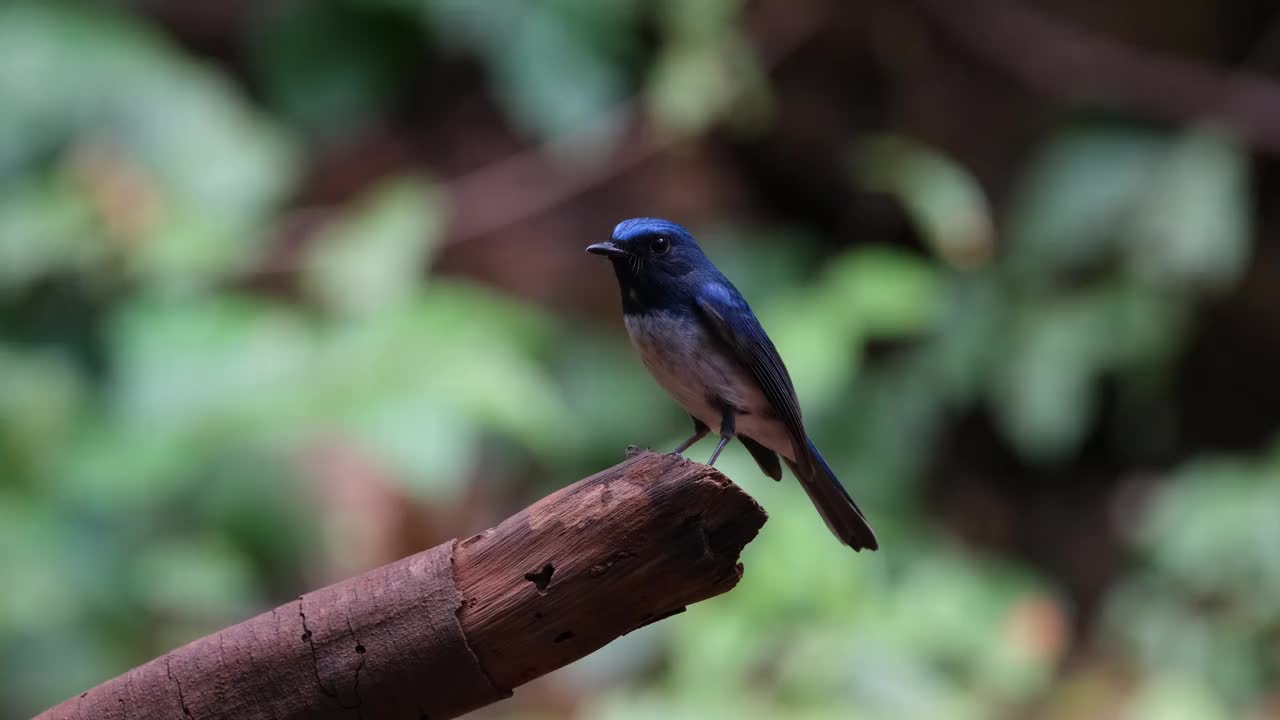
[
  {"x1": 707, "y1": 404, "x2": 736, "y2": 466},
  {"x1": 672, "y1": 416, "x2": 709, "y2": 455}
]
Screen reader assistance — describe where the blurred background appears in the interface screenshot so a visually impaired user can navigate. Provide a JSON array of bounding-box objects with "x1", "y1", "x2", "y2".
[{"x1": 3, "y1": 0, "x2": 1280, "y2": 718}]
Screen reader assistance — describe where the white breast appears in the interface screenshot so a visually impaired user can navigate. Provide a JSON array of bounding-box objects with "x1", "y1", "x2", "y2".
[{"x1": 624, "y1": 311, "x2": 794, "y2": 460}]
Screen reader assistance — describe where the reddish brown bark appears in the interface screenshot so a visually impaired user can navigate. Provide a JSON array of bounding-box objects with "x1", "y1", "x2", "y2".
[{"x1": 35, "y1": 450, "x2": 767, "y2": 720}]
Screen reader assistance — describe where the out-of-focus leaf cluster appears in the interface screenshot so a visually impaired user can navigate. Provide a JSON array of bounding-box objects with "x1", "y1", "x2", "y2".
[
  {"x1": 1103, "y1": 441, "x2": 1280, "y2": 715},
  {"x1": 857, "y1": 127, "x2": 1248, "y2": 466},
  {"x1": 0, "y1": 4, "x2": 574, "y2": 712}
]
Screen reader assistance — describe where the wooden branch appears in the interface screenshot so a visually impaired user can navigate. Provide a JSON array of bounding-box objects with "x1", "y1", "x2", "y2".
[
  {"x1": 913, "y1": 0, "x2": 1280, "y2": 154},
  {"x1": 35, "y1": 451, "x2": 767, "y2": 720}
]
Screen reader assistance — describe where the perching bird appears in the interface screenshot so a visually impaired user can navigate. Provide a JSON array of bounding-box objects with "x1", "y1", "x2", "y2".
[{"x1": 587, "y1": 218, "x2": 878, "y2": 551}]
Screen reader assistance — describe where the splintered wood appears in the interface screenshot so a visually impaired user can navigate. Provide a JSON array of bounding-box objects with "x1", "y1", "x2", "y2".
[{"x1": 454, "y1": 451, "x2": 767, "y2": 689}]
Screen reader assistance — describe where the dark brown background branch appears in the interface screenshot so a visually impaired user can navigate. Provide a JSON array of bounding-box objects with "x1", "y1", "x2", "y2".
[
  {"x1": 914, "y1": 0, "x2": 1280, "y2": 154},
  {"x1": 252, "y1": 0, "x2": 833, "y2": 281},
  {"x1": 35, "y1": 451, "x2": 767, "y2": 720}
]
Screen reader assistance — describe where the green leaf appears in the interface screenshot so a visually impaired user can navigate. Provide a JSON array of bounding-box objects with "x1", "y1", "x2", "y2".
[
  {"x1": 0, "y1": 345, "x2": 84, "y2": 482},
  {"x1": 1135, "y1": 451, "x2": 1280, "y2": 617},
  {"x1": 307, "y1": 283, "x2": 569, "y2": 498},
  {"x1": 760, "y1": 292, "x2": 860, "y2": 411},
  {"x1": 851, "y1": 134, "x2": 995, "y2": 269},
  {"x1": 301, "y1": 176, "x2": 443, "y2": 317},
  {"x1": 412, "y1": 0, "x2": 525, "y2": 52},
  {"x1": 758, "y1": 246, "x2": 941, "y2": 415},
  {"x1": 109, "y1": 295, "x2": 313, "y2": 436},
  {"x1": 823, "y1": 246, "x2": 944, "y2": 339},
  {"x1": 252, "y1": 1, "x2": 424, "y2": 136},
  {"x1": 493, "y1": 4, "x2": 629, "y2": 142},
  {"x1": 0, "y1": 495, "x2": 77, "y2": 633},
  {"x1": 697, "y1": 224, "x2": 817, "y2": 301},
  {"x1": 988, "y1": 295, "x2": 1109, "y2": 463},
  {"x1": 133, "y1": 538, "x2": 258, "y2": 621},
  {"x1": 1124, "y1": 129, "x2": 1251, "y2": 291},
  {"x1": 52, "y1": 419, "x2": 205, "y2": 513},
  {"x1": 0, "y1": 173, "x2": 101, "y2": 292},
  {"x1": 552, "y1": 334, "x2": 680, "y2": 473},
  {"x1": 0, "y1": 2, "x2": 298, "y2": 289},
  {"x1": 1127, "y1": 676, "x2": 1232, "y2": 720},
  {"x1": 1005, "y1": 128, "x2": 1165, "y2": 281},
  {"x1": 1103, "y1": 442, "x2": 1280, "y2": 704},
  {"x1": 422, "y1": 0, "x2": 638, "y2": 143},
  {"x1": 926, "y1": 273, "x2": 1003, "y2": 406},
  {"x1": 648, "y1": 34, "x2": 769, "y2": 135},
  {"x1": 49, "y1": 297, "x2": 312, "y2": 511},
  {"x1": 647, "y1": 0, "x2": 768, "y2": 135}
]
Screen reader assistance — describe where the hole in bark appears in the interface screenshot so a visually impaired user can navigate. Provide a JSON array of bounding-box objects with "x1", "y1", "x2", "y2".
[
  {"x1": 524, "y1": 563, "x2": 555, "y2": 591},
  {"x1": 301, "y1": 630, "x2": 311, "y2": 642},
  {"x1": 554, "y1": 631, "x2": 575, "y2": 643},
  {"x1": 355, "y1": 644, "x2": 366, "y2": 654}
]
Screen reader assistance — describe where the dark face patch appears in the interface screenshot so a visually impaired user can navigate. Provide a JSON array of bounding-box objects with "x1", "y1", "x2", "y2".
[{"x1": 606, "y1": 232, "x2": 704, "y2": 315}]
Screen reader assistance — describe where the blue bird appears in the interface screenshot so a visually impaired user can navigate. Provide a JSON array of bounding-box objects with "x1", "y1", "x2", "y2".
[{"x1": 588, "y1": 218, "x2": 878, "y2": 551}]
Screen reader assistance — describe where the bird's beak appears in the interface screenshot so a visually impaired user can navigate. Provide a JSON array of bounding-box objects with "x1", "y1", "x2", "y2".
[{"x1": 586, "y1": 241, "x2": 629, "y2": 259}]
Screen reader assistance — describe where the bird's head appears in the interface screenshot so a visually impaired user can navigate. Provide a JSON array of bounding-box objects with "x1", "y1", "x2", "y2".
[{"x1": 586, "y1": 217, "x2": 705, "y2": 283}]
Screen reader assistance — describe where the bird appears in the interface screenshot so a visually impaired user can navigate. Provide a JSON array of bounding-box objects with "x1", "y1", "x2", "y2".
[{"x1": 587, "y1": 217, "x2": 878, "y2": 551}]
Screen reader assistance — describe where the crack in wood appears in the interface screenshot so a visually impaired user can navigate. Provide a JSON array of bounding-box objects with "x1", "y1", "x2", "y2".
[
  {"x1": 165, "y1": 656, "x2": 193, "y2": 718},
  {"x1": 344, "y1": 616, "x2": 366, "y2": 719}
]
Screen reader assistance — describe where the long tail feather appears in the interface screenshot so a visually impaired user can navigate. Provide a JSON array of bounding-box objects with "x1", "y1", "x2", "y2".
[{"x1": 785, "y1": 437, "x2": 878, "y2": 551}]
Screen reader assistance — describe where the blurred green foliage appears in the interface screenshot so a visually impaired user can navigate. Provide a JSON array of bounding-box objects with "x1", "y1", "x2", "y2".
[
  {"x1": 1105, "y1": 441, "x2": 1280, "y2": 711},
  {"x1": 1, "y1": 1, "x2": 1276, "y2": 719}
]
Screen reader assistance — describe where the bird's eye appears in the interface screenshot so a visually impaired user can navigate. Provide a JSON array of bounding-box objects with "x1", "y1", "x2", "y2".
[{"x1": 651, "y1": 237, "x2": 671, "y2": 255}]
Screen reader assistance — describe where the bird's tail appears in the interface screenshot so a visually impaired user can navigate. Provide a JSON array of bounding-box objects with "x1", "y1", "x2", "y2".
[{"x1": 786, "y1": 437, "x2": 879, "y2": 551}]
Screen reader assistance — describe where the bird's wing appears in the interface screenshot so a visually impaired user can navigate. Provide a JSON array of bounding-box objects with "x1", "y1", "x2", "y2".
[{"x1": 694, "y1": 283, "x2": 809, "y2": 466}]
